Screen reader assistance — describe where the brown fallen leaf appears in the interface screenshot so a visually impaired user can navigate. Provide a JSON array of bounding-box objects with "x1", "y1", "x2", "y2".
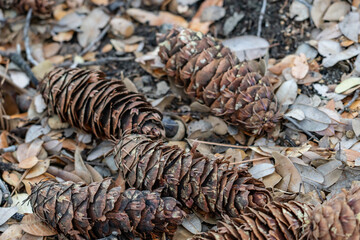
[
  {"x1": 18, "y1": 156, "x2": 39, "y2": 169},
  {"x1": 188, "y1": 0, "x2": 224, "y2": 33},
  {"x1": 291, "y1": 53, "x2": 309, "y2": 79},
  {"x1": 126, "y1": 8, "x2": 188, "y2": 27},
  {"x1": 25, "y1": 159, "x2": 50, "y2": 179},
  {"x1": 268, "y1": 55, "x2": 296, "y2": 75},
  {"x1": 21, "y1": 214, "x2": 57, "y2": 237},
  {"x1": 272, "y1": 152, "x2": 304, "y2": 193},
  {"x1": 0, "y1": 224, "x2": 23, "y2": 240}
]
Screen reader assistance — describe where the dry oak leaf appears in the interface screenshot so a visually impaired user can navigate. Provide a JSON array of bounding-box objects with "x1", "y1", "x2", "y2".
[
  {"x1": 126, "y1": 8, "x2": 188, "y2": 27},
  {"x1": 21, "y1": 214, "x2": 57, "y2": 237}
]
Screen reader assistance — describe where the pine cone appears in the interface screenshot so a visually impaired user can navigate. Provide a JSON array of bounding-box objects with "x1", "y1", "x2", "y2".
[
  {"x1": 39, "y1": 68, "x2": 165, "y2": 140},
  {"x1": 308, "y1": 183, "x2": 360, "y2": 240},
  {"x1": 158, "y1": 28, "x2": 279, "y2": 135},
  {"x1": 29, "y1": 179, "x2": 185, "y2": 239},
  {"x1": 193, "y1": 184, "x2": 360, "y2": 240},
  {"x1": 0, "y1": 0, "x2": 54, "y2": 16},
  {"x1": 193, "y1": 201, "x2": 313, "y2": 240},
  {"x1": 114, "y1": 134, "x2": 272, "y2": 217}
]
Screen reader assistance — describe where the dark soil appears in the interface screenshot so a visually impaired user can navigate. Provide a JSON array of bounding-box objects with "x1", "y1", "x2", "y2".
[{"x1": 215, "y1": 0, "x2": 312, "y2": 59}]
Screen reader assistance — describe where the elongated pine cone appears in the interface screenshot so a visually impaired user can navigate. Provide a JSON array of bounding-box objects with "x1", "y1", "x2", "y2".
[
  {"x1": 40, "y1": 68, "x2": 164, "y2": 140},
  {"x1": 158, "y1": 28, "x2": 279, "y2": 134},
  {"x1": 193, "y1": 183, "x2": 360, "y2": 240},
  {"x1": 0, "y1": 0, "x2": 54, "y2": 16},
  {"x1": 193, "y1": 201, "x2": 313, "y2": 240},
  {"x1": 29, "y1": 179, "x2": 185, "y2": 239},
  {"x1": 114, "y1": 134, "x2": 272, "y2": 217}
]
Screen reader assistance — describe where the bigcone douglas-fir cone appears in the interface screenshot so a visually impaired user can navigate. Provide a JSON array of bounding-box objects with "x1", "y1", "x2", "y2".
[
  {"x1": 115, "y1": 134, "x2": 272, "y2": 218},
  {"x1": 0, "y1": 0, "x2": 55, "y2": 16},
  {"x1": 39, "y1": 68, "x2": 165, "y2": 140},
  {"x1": 29, "y1": 179, "x2": 185, "y2": 240},
  {"x1": 158, "y1": 28, "x2": 279, "y2": 135},
  {"x1": 193, "y1": 183, "x2": 360, "y2": 240}
]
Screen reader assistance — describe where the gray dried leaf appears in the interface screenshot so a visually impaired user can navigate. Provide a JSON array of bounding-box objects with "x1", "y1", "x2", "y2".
[
  {"x1": 87, "y1": 141, "x2": 114, "y2": 161},
  {"x1": 25, "y1": 125, "x2": 50, "y2": 143},
  {"x1": 187, "y1": 120, "x2": 212, "y2": 136},
  {"x1": 339, "y1": 12, "x2": 360, "y2": 42},
  {"x1": 352, "y1": 118, "x2": 360, "y2": 137},
  {"x1": 290, "y1": 104, "x2": 331, "y2": 131},
  {"x1": 0, "y1": 206, "x2": 18, "y2": 226},
  {"x1": 200, "y1": 6, "x2": 225, "y2": 22},
  {"x1": 222, "y1": 35, "x2": 269, "y2": 61},
  {"x1": 315, "y1": 23, "x2": 342, "y2": 41},
  {"x1": 317, "y1": 160, "x2": 342, "y2": 176},
  {"x1": 294, "y1": 163, "x2": 324, "y2": 184},
  {"x1": 318, "y1": 39, "x2": 342, "y2": 57},
  {"x1": 276, "y1": 79, "x2": 298, "y2": 106},
  {"x1": 181, "y1": 214, "x2": 201, "y2": 234},
  {"x1": 248, "y1": 163, "x2": 275, "y2": 179},
  {"x1": 323, "y1": 44, "x2": 360, "y2": 67},
  {"x1": 53, "y1": 12, "x2": 84, "y2": 33},
  {"x1": 295, "y1": 43, "x2": 318, "y2": 60},
  {"x1": 310, "y1": 0, "x2": 330, "y2": 28},
  {"x1": 285, "y1": 108, "x2": 305, "y2": 121},
  {"x1": 9, "y1": 71, "x2": 30, "y2": 89},
  {"x1": 323, "y1": 1, "x2": 350, "y2": 21},
  {"x1": 223, "y1": 12, "x2": 244, "y2": 35},
  {"x1": 289, "y1": 1, "x2": 309, "y2": 21}
]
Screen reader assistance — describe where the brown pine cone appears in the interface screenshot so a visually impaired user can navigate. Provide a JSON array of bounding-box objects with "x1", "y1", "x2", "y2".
[
  {"x1": 39, "y1": 68, "x2": 165, "y2": 140},
  {"x1": 114, "y1": 134, "x2": 272, "y2": 218},
  {"x1": 192, "y1": 201, "x2": 313, "y2": 240},
  {"x1": 193, "y1": 184, "x2": 360, "y2": 240},
  {"x1": 308, "y1": 183, "x2": 360, "y2": 240},
  {"x1": 29, "y1": 179, "x2": 185, "y2": 240},
  {"x1": 158, "y1": 28, "x2": 279, "y2": 135},
  {"x1": 0, "y1": 0, "x2": 54, "y2": 16}
]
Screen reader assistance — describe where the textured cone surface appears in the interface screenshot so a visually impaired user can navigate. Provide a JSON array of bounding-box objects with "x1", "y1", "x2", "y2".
[
  {"x1": 0, "y1": 0, "x2": 54, "y2": 16},
  {"x1": 115, "y1": 134, "x2": 272, "y2": 217},
  {"x1": 29, "y1": 179, "x2": 185, "y2": 239},
  {"x1": 158, "y1": 28, "x2": 279, "y2": 134},
  {"x1": 192, "y1": 201, "x2": 313, "y2": 240},
  {"x1": 39, "y1": 68, "x2": 164, "y2": 140},
  {"x1": 193, "y1": 184, "x2": 360, "y2": 240},
  {"x1": 308, "y1": 183, "x2": 360, "y2": 240}
]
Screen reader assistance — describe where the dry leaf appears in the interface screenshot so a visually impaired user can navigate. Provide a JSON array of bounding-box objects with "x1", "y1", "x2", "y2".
[
  {"x1": 262, "y1": 172, "x2": 282, "y2": 188},
  {"x1": 19, "y1": 156, "x2": 39, "y2": 169},
  {"x1": 12, "y1": 193, "x2": 32, "y2": 214},
  {"x1": 272, "y1": 152, "x2": 304, "y2": 193},
  {"x1": 268, "y1": 55, "x2": 296, "y2": 75},
  {"x1": 335, "y1": 77, "x2": 360, "y2": 93},
  {"x1": 323, "y1": 1, "x2": 350, "y2": 21},
  {"x1": 52, "y1": 31, "x2": 74, "y2": 42},
  {"x1": 289, "y1": 1, "x2": 309, "y2": 21},
  {"x1": 188, "y1": 0, "x2": 223, "y2": 33},
  {"x1": 339, "y1": 12, "x2": 360, "y2": 42},
  {"x1": 126, "y1": 8, "x2": 188, "y2": 27},
  {"x1": 181, "y1": 214, "x2": 201, "y2": 234},
  {"x1": 25, "y1": 159, "x2": 50, "y2": 179},
  {"x1": 310, "y1": 0, "x2": 330, "y2": 28},
  {"x1": 21, "y1": 214, "x2": 57, "y2": 237},
  {"x1": 291, "y1": 53, "x2": 309, "y2": 79},
  {"x1": 74, "y1": 147, "x2": 93, "y2": 184},
  {"x1": 276, "y1": 79, "x2": 298, "y2": 106},
  {"x1": 77, "y1": 8, "x2": 110, "y2": 48},
  {"x1": 248, "y1": 163, "x2": 275, "y2": 179},
  {"x1": 0, "y1": 206, "x2": 18, "y2": 226},
  {"x1": 222, "y1": 35, "x2": 269, "y2": 61},
  {"x1": 0, "y1": 224, "x2": 23, "y2": 240}
]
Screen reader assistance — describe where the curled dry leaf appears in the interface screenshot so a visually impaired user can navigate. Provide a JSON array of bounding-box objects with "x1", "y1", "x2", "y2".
[
  {"x1": 126, "y1": 8, "x2": 188, "y2": 27},
  {"x1": 291, "y1": 53, "x2": 309, "y2": 79},
  {"x1": 272, "y1": 152, "x2": 304, "y2": 193},
  {"x1": 25, "y1": 159, "x2": 50, "y2": 179},
  {"x1": 323, "y1": 1, "x2": 350, "y2": 21},
  {"x1": 18, "y1": 156, "x2": 39, "y2": 169},
  {"x1": 222, "y1": 35, "x2": 269, "y2": 61},
  {"x1": 335, "y1": 77, "x2": 360, "y2": 93},
  {"x1": 339, "y1": 12, "x2": 360, "y2": 42},
  {"x1": 21, "y1": 214, "x2": 57, "y2": 237}
]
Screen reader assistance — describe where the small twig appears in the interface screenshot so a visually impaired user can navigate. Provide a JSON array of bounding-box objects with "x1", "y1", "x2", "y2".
[
  {"x1": 80, "y1": 24, "x2": 110, "y2": 56},
  {"x1": 257, "y1": 0, "x2": 267, "y2": 37},
  {"x1": 0, "y1": 161, "x2": 24, "y2": 172},
  {"x1": 0, "y1": 51, "x2": 39, "y2": 86},
  {"x1": 283, "y1": 115, "x2": 319, "y2": 141},
  {"x1": 0, "y1": 178, "x2": 11, "y2": 204},
  {"x1": 339, "y1": 89, "x2": 360, "y2": 114},
  {"x1": 24, "y1": 9, "x2": 38, "y2": 66},
  {"x1": 57, "y1": 56, "x2": 134, "y2": 68},
  {"x1": 0, "y1": 145, "x2": 17, "y2": 154}
]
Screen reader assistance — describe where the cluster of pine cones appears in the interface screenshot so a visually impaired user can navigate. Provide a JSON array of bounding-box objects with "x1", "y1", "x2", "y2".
[{"x1": 28, "y1": 27, "x2": 360, "y2": 240}]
